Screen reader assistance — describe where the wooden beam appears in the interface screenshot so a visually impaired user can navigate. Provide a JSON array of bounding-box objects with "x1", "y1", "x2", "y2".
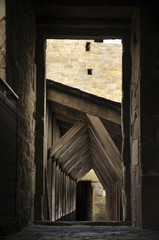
[
  {"x1": 74, "y1": 160, "x2": 92, "y2": 181},
  {"x1": 54, "y1": 112, "x2": 76, "y2": 125},
  {"x1": 92, "y1": 160, "x2": 110, "y2": 190},
  {"x1": 47, "y1": 88, "x2": 121, "y2": 125},
  {"x1": 48, "y1": 121, "x2": 86, "y2": 159},
  {"x1": 66, "y1": 150, "x2": 90, "y2": 175},
  {"x1": 37, "y1": 17, "x2": 131, "y2": 28},
  {"x1": 62, "y1": 143, "x2": 89, "y2": 172},
  {"x1": 76, "y1": 164, "x2": 92, "y2": 181},
  {"x1": 70, "y1": 157, "x2": 90, "y2": 179},
  {"x1": 90, "y1": 144, "x2": 115, "y2": 184},
  {"x1": 89, "y1": 129, "x2": 118, "y2": 182},
  {"x1": 38, "y1": 26, "x2": 129, "y2": 39},
  {"x1": 57, "y1": 132, "x2": 88, "y2": 165},
  {"x1": 87, "y1": 113, "x2": 122, "y2": 179},
  {"x1": 51, "y1": 104, "x2": 121, "y2": 136}
]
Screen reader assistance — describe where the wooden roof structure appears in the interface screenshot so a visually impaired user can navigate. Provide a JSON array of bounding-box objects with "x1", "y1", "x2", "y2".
[{"x1": 47, "y1": 80, "x2": 122, "y2": 190}]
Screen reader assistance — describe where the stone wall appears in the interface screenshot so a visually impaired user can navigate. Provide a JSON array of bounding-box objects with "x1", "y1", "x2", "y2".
[
  {"x1": 6, "y1": 0, "x2": 36, "y2": 231},
  {"x1": 46, "y1": 40, "x2": 122, "y2": 102},
  {"x1": 81, "y1": 169, "x2": 106, "y2": 221},
  {"x1": 130, "y1": 8, "x2": 159, "y2": 230},
  {"x1": 0, "y1": 0, "x2": 6, "y2": 81},
  {"x1": 140, "y1": 8, "x2": 159, "y2": 230}
]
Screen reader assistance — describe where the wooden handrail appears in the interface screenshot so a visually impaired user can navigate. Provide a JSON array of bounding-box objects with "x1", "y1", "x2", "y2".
[{"x1": 0, "y1": 78, "x2": 19, "y2": 105}]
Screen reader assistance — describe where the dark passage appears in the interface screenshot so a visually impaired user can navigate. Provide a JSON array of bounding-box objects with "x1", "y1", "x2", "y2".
[{"x1": 76, "y1": 181, "x2": 93, "y2": 221}]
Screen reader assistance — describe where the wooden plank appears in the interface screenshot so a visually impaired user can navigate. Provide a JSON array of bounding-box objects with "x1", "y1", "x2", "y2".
[
  {"x1": 87, "y1": 113, "x2": 122, "y2": 179},
  {"x1": 61, "y1": 141, "x2": 89, "y2": 171},
  {"x1": 88, "y1": 113, "x2": 121, "y2": 159},
  {"x1": 71, "y1": 158, "x2": 92, "y2": 180},
  {"x1": 75, "y1": 160, "x2": 92, "y2": 181},
  {"x1": 92, "y1": 161, "x2": 110, "y2": 190},
  {"x1": 66, "y1": 150, "x2": 90, "y2": 175},
  {"x1": 48, "y1": 121, "x2": 86, "y2": 159},
  {"x1": 90, "y1": 144, "x2": 115, "y2": 184},
  {"x1": 61, "y1": 144, "x2": 89, "y2": 173},
  {"x1": 47, "y1": 88, "x2": 121, "y2": 125},
  {"x1": 56, "y1": 132, "x2": 88, "y2": 165},
  {"x1": 89, "y1": 129, "x2": 118, "y2": 182},
  {"x1": 70, "y1": 157, "x2": 89, "y2": 179}
]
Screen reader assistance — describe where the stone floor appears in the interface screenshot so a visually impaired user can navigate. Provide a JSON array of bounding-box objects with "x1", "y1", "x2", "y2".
[{"x1": 1, "y1": 222, "x2": 159, "y2": 240}]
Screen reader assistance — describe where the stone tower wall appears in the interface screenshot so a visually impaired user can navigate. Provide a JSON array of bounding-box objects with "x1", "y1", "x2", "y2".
[{"x1": 46, "y1": 40, "x2": 122, "y2": 102}]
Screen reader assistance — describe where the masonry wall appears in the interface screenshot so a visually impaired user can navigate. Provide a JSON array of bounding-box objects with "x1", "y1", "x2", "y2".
[
  {"x1": 6, "y1": 0, "x2": 36, "y2": 231},
  {"x1": 130, "y1": 8, "x2": 159, "y2": 230},
  {"x1": 140, "y1": 8, "x2": 159, "y2": 230},
  {"x1": 46, "y1": 40, "x2": 122, "y2": 102},
  {"x1": 0, "y1": 0, "x2": 6, "y2": 82}
]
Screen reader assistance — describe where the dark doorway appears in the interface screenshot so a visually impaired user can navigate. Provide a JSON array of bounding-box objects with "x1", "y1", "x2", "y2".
[{"x1": 76, "y1": 181, "x2": 93, "y2": 221}]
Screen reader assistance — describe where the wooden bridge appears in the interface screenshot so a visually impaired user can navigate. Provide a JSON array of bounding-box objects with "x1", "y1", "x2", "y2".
[{"x1": 45, "y1": 80, "x2": 122, "y2": 221}]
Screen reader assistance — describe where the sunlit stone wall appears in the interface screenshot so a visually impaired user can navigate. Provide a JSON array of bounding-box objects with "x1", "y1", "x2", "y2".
[{"x1": 46, "y1": 39, "x2": 122, "y2": 102}]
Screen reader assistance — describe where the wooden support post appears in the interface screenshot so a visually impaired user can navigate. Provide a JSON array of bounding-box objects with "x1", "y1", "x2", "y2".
[
  {"x1": 74, "y1": 181, "x2": 76, "y2": 212},
  {"x1": 52, "y1": 161, "x2": 56, "y2": 221},
  {"x1": 34, "y1": 35, "x2": 46, "y2": 221},
  {"x1": 71, "y1": 180, "x2": 73, "y2": 214},
  {"x1": 58, "y1": 168, "x2": 62, "y2": 219},
  {"x1": 55, "y1": 164, "x2": 59, "y2": 220},
  {"x1": 62, "y1": 172, "x2": 66, "y2": 219},
  {"x1": 66, "y1": 175, "x2": 68, "y2": 215},
  {"x1": 68, "y1": 177, "x2": 71, "y2": 215}
]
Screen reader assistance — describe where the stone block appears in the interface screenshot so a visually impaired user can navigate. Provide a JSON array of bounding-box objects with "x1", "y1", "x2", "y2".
[
  {"x1": 131, "y1": 138, "x2": 139, "y2": 166},
  {"x1": 0, "y1": 0, "x2": 5, "y2": 19}
]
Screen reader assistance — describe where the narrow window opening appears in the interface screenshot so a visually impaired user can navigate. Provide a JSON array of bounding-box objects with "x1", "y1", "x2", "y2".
[
  {"x1": 86, "y1": 42, "x2": 91, "y2": 51},
  {"x1": 87, "y1": 69, "x2": 92, "y2": 75}
]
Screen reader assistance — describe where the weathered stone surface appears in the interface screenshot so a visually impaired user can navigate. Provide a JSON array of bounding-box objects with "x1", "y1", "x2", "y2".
[
  {"x1": 6, "y1": 0, "x2": 36, "y2": 231},
  {"x1": 46, "y1": 40, "x2": 122, "y2": 102},
  {"x1": 3, "y1": 224, "x2": 159, "y2": 240},
  {"x1": 131, "y1": 139, "x2": 139, "y2": 166}
]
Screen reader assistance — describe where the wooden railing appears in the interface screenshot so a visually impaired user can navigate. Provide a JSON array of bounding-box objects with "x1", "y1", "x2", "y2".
[{"x1": 0, "y1": 78, "x2": 19, "y2": 107}]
